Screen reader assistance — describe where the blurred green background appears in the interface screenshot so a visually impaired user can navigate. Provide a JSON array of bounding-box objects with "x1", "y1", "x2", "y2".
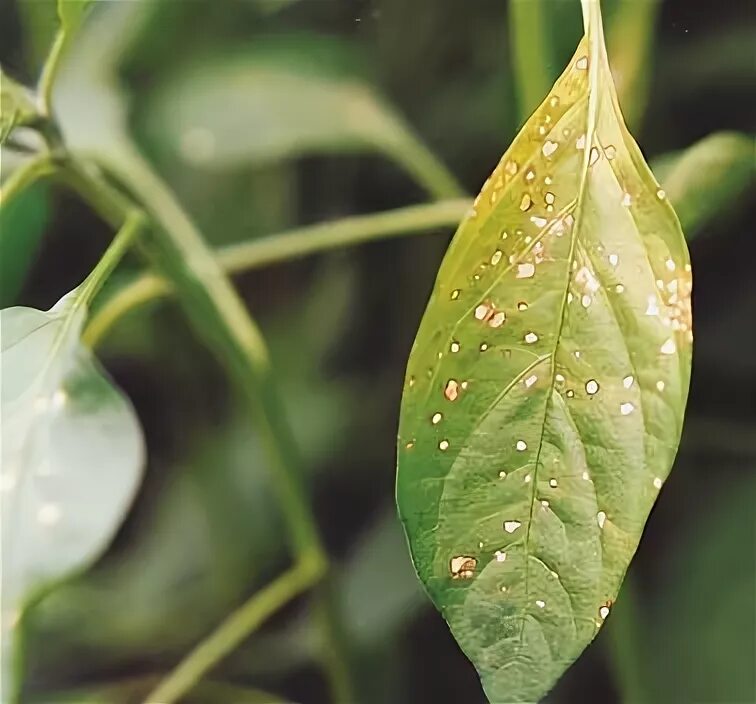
[{"x1": 1, "y1": 0, "x2": 754, "y2": 702}]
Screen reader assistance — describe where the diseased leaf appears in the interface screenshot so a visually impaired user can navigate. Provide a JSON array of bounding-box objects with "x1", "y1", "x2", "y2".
[
  {"x1": 396, "y1": 3, "x2": 692, "y2": 701},
  {"x1": 651, "y1": 132, "x2": 755, "y2": 237},
  {"x1": 0, "y1": 289, "x2": 144, "y2": 698}
]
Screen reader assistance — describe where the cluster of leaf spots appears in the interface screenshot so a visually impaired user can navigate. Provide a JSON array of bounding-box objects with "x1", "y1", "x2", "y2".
[{"x1": 397, "y1": 22, "x2": 691, "y2": 704}]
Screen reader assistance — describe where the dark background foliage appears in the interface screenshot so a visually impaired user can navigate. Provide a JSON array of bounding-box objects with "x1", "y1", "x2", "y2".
[{"x1": 1, "y1": 0, "x2": 754, "y2": 702}]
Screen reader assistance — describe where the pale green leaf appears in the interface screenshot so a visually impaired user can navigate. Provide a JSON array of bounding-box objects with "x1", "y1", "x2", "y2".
[
  {"x1": 651, "y1": 132, "x2": 755, "y2": 237},
  {"x1": 0, "y1": 69, "x2": 38, "y2": 144},
  {"x1": 0, "y1": 289, "x2": 144, "y2": 698},
  {"x1": 396, "y1": 3, "x2": 692, "y2": 702}
]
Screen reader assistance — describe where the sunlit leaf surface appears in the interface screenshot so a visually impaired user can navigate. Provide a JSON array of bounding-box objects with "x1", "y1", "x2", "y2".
[
  {"x1": 0, "y1": 290, "x2": 144, "y2": 694},
  {"x1": 396, "y1": 4, "x2": 692, "y2": 701}
]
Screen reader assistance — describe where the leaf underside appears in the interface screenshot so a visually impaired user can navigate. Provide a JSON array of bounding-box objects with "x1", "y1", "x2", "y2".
[
  {"x1": 0, "y1": 292, "x2": 144, "y2": 696},
  {"x1": 396, "y1": 18, "x2": 692, "y2": 704}
]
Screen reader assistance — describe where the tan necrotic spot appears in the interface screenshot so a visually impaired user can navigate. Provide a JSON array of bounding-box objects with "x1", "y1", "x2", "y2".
[
  {"x1": 444, "y1": 379, "x2": 460, "y2": 401},
  {"x1": 449, "y1": 555, "x2": 477, "y2": 579}
]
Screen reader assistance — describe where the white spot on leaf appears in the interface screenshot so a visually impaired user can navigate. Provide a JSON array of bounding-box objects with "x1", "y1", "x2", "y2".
[{"x1": 503, "y1": 520, "x2": 522, "y2": 534}]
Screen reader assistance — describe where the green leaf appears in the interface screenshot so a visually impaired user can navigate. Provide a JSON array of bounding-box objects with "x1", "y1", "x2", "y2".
[
  {"x1": 0, "y1": 69, "x2": 38, "y2": 144},
  {"x1": 0, "y1": 288, "x2": 144, "y2": 698},
  {"x1": 396, "y1": 3, "x2": 692, "y2": 702},
  {"x1": 57, "y1": 0, "x2": 95, "y2": 34},
  {"x1": 139, "y1": 36, "x2": 462, "y2": 197},
  {"x1": 651, "y1": 132, "x2": 755, "y2": 237}
]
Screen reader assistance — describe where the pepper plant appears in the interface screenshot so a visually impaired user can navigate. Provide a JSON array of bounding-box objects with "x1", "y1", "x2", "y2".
[{"x1": 0, "y1": 0, "x2": 752, "y2": 702}]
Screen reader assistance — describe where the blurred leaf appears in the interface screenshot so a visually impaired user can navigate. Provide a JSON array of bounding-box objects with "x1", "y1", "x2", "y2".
[
  {"x1": 57, "y1": 0, "x2": 95, "y2": 34},
  {"x1": 606, "y1": 0, "x2": 661, "y2": 129},
  {"x1": 644, "y1": 474, "x2": 756, "y2": 703},
  {"x1": 0, "y1": 69, "x2": 38, "y2": 144},
  {"x1": 397, "y1": 6, "x2": 692, "y2": 702},
  {"x1": 0, "y1": 182, "x2": 50, "y2": 306},
  {"x1": 339, "y1": 508, "x2": 426, "y2": 648},
  {"x1": 0, "y1": 289, "x2": 144, "y2": 699},
  {"x1": 140, "y1": 35, "x2": 461, "y2": 197},
  {"x1": 651, "y1": 132, "x2": 755, "y2": 237}
]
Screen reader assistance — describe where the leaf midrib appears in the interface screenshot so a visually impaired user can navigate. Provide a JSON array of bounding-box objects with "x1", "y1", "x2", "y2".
[{"x1": 517, "y1": 36, "x2": 605, "y2": 641}]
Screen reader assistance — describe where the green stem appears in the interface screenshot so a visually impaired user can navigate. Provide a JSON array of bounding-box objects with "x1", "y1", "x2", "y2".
[
  {"x1": 86, "y1": 150, "x2": 354, "y2": 701},
  {"x1": 36, "y1": 28, "x2": 67, "y2": 119},
  {"x1": 143, "y1": 554, "x2": 326, "y2": 704},
  {"x1": 115, "y1": 150, "x2": 321, "y2": 552},
  {"x1": 509, "y1": 0, "x2": 554, "y2": 124},
  {"x1": 76, "y1": 210, "x2": 145, "y2": 309},
  {"x1": 83, "y1": 198, "x2": 470, "y2": 346},
  {"x1": 0, "y1": 154, "x2": 56, "y2": 207}
]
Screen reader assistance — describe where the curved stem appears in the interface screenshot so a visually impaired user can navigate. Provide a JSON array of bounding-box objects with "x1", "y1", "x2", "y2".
[
  {"x1": 143, "y1": 552, "x2": 326, "y2": 704},
  {"x1": 0, "y1": 154, "x2": 56, "y2": 207},
  {"x1": 84, "y1": 198, "x2": 470, "y2": 347},
  {"x1": 509, "y1": 0, "x2": 555, "y2": 124},
  {"x1": 37, "y1": 29, "x2": 67, "y2": 119}
]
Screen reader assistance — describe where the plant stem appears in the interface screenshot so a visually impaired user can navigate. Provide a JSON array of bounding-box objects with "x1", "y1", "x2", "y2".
[
  {"x1": 49, "y1": 150, "x2": 355, "y2": 702},
  {"x1": 115, "y1": 151, "x2": 322, "y2": 552},
  {"x1": 509, "y1": 0, "x2": 554, "y2": 125},
  {"x1": 83, "y1": 198, "x2": 470, "y2": 346},
  {"x1": 37, "y1": 29, "x2": 67, "y2": 119},
  {"x1": 0, "y1": 154, "x2": 56, "y2": 207},
  {"x1": 143, "y1": 554, "x2": 326, "y2": 704},
  {"x1": 86, "y1": 150, "x2": 355, "y2": 701},
  {"x1": 77, "y1": 210, "x2": 145, "y2": 309}
]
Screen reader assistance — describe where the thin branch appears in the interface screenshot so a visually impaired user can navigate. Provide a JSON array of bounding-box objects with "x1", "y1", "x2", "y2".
[
  {"x1": 37, "y1": 29, "x2": 67, "y2": 119},
  {"x1": 143, "y1": 552, "x2": 326, "y2": 704},
  {"x1": 84, "y1": 198, "x2": 470, "y2": 346},
  {"x1": 0, "y1": 154, "x2": 56, "y2": 206}
]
